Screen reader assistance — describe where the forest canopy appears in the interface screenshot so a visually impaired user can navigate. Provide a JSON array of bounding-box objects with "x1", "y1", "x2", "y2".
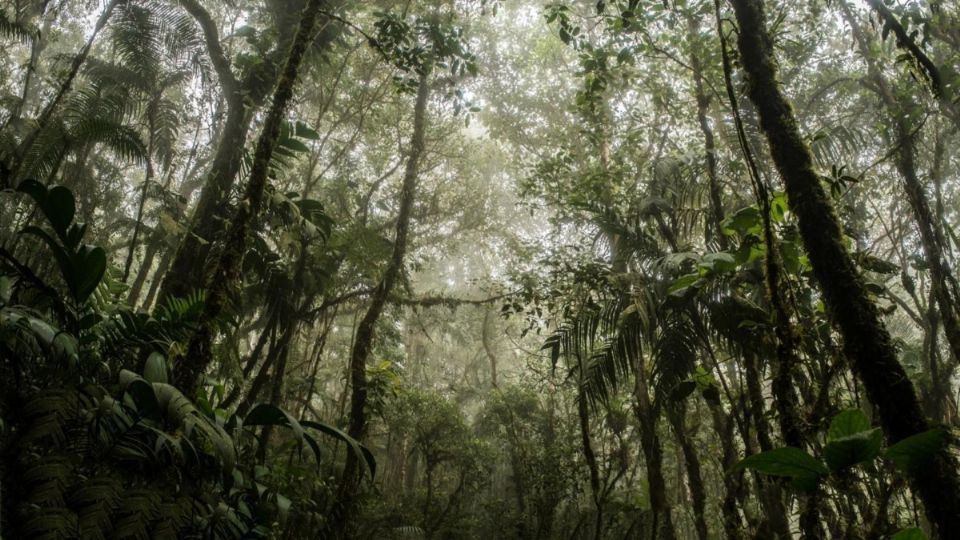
[{"x1": 2, "y1": 0, "x2": 960, "y2": 538}]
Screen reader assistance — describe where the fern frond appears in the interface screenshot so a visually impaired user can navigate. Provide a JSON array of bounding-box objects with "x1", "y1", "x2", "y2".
[{"x1": 0, "y1": 11, "x2": 37, "y2": 43}]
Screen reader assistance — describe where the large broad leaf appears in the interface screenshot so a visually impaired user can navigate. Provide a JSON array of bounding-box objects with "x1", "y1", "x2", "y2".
[
  {"x1": 119, "y1": 369, "x2": 161, "y2": 420},
  {"x1": 20, "y1": 226, "x2": 75, "y2": 293},
  {"x1": 698, "y1": 252, "x2": 737, "y2": 274},
  {"x1": 243, "y1": 403, "x2": 305, "y2": 440},
  {"x1": 891, "y1": 527, "x2": 928, "y2": 540},
  {"x1": 242, "y1": 403, "x2": 312, "y2": 464},
  {"x1": 241, "y1": 404, "x2": 375, "y2": 480},
  {"x1": 734, "y1": 447, "x2": 827, "y2": 492},
  {"x1": 294, "y1": 120, "x2": 320, "y2": 140},
  {"x1": 822, "y1": 409, "x2": 883, "y2": 471},
  {"x1": 669, "y1": 380, "x2": 697, "y2": 402},
  {"x1": 44, "y1": 186, "x2": 76, "y2": 238},
  {"x1": 721, "y1": 206, "x2": 761, "y2": 236},
  {"x1": 886, "y1": 429, "x2": 947, "y2": 473},
  {"x1": 827, "y1": 409, "x2": 872, "y2": 440},
  {"x1": 668, "y1": 272, "x2": 704, "y2": 295},
  {"x1": 142, "y1": 352, "x2": 168, "y2": 384},
  {"x1": 823, "y1": 428, "x2": 882, "y2": 472},
  {"x1": 72, "y1": 245, "x2": 106, "y2": 302},
  {"x1": 17, "y1": 181, "x2": 76, "y2": 241},
  {"x1": 302, "y1": 419, "x2": 377, "y2": 481}
]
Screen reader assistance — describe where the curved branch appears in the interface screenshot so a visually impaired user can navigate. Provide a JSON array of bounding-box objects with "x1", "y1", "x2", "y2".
[{"x1": 178, "y1": 0, "x2": 239, "y2": 97}]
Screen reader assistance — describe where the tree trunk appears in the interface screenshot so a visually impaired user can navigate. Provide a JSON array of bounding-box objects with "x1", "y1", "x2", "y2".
[
  {"x1": 686, "y1": 16, "x2": 727, "y2": 250},
  {"x1": 728, "y1": 0, "x2": 960, "y2": 534},
  {"x1": 124, "y1": 96, "x2": 159, "y2": 284},
  {"x1": 577, "y1": 385, "x2": 603, "y2": 540},
  {"x1": 666, "y1": 405, "x2": 708, "y2": 540},
  {"x1": 142, "y1": 247, "x2": 173, "y2": 312},
  {"x1": 633, "y1": 372, "x2": 675, "y2": 540},
  {"x1": 127, "y1": 240, "x2": 158, "y2": 307},
  {"x1": 482, "y1": 307, "x2": 499, "y2": 388},
  {"x1": 155, "y1": 0, "x2": 293, "y2": 305},
  {"x1": 335, "y1": 72, "x2": 431, "y2": 524},
  {"x1": 174, "y1": 0, "x2": 324, "y2": 394},
  {"x1": 840, "y1": 1, "x2": 960, "y2": 369}
]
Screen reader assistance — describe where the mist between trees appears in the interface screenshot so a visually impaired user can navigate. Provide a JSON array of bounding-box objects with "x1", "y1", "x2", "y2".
[{"x1": 2, "y1": 0, "x2": 960, "y2": 538}]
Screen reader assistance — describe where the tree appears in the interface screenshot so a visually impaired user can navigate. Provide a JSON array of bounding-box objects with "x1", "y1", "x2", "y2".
[{"x1": 728, "y1": 0, "x2": 960, "y2": 534}]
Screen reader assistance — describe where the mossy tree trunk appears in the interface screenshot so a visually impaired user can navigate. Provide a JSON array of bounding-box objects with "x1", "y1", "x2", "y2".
[
  {"x1": 174, "y1": 0, "x2": 324, "y2": 394},
  {"x1": 632, "y1": 371, "x2": 675, "y2": 540},
  {"x1": 666, "y1": 403, "x2": 708, "y2": 540},
  {"x1": 577, "y1": 382, "x2": 603, "y2": 540},
  {"x1": 333, "y1": 72, "x2": 431, "y2": 530},
  {"x1": 840, "y1": 1, "x2": 960, "y2": 370},
  {"x1": 156, "y1": 0, "x2": 317, "y2": 305},
  {"x1": 686, "y1": 15, "x2": 727, "y2": 250},
  {"x1": 729, "y1": 0, "x2": 960, "y2": 534}
]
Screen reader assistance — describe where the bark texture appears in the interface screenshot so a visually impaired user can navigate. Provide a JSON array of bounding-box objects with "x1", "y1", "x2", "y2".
[
  {"x1": 174, "y1": 0, "x2": 324, "y2": 394},
  {"x1": 729, "y1": 0, "x2": 960, "y2": 535},
  {"x1": 334, "y1": 73, "x2": 431, "y2": 530}
]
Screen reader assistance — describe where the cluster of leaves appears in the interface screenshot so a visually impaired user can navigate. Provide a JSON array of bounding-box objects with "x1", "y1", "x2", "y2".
[
  {"x1": 735, "y1": 409, "x2": 947, "y2": 493},
  {"x1": 0, "y1": 178, "x2": 372, "y2": 538}
]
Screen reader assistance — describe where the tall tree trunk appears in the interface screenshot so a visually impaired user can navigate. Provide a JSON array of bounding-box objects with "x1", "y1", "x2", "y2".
[
  {"x1": 728, "y1": 0, "x2": 960, "y2": 534},
  {"x1": 142, "y1": 247, "x2": 172, "y2": 312},
  {"x1": 742, "y1": 352, "x2": 793, "y2": 538},
  {"x1": 155, "y1": 0, "x2": 290, "y2": 305},
  {"x1": 155, "y1": 100, "x2": 253, "y2": 303},
  {"x1": 174, "y1": 0, "x2": 324, "y2": 394},
  {"x1": 577, "y1": 384, "x2": 603, "y2": 540},
  {"x1": 124, "y1": 95, "x2": 158, "y2": 284},
  {"x1": 666, "y1": 404, "x2": 708, "y2": 540},
  {"x1": 840, "y1": 2, "x2": 960, "y2": 370},
  {"x1": 633, "y1": 372, "x2": 675, "y2": 540},
  {"x1": 334, "y1": 72, "x2": 431, "y2": 527},
  {"x1": 686, "y1": 16, "x2": 727, "y2": 250},
  {"x1": 482, "y1": 307, "x2": 499, "y2": 388},
  {"x1": 704, "y1": 391, "x2": 746, "y2": 538},
  {"x1": 127, "y1": 240, "x2": 158, "y2": 307}
]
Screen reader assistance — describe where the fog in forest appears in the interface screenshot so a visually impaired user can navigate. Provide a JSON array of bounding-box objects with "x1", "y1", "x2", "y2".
[{"x1": 2, "y1": 0, "x2": 960, "y2": 538}]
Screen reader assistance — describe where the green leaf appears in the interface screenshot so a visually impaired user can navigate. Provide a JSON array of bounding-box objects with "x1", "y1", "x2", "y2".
[
  {"x1": 302, "y1": 420, "x2": 377, "y2": 481},
  {"x1": 280, "y1": 138, "x2": 311, "y2": 154},
  {"x1": 294, "y1": 121, "x2": 320, "y2": 140},
  {"x1": 143, "y1": 352, "x2": 168, "y2": 384},
  {"x1": 44, "y1": 186, "x2": 76, "y2": 237},
  {"x1": 823, "y1": 428, "x2": 882, "y2": 472},
  {"x1": 769, "y1": 192, "x2": 788, "y2": 223},
  {"x1": 243, "y1": 403, "x2": 304, "y2": 439},
  {"x1": 74, "y1": 245, "x2": 106, "y2": 302},
  {"x1": 721, "y1": 206, "x2": 761, "y2": 236},
  {"x1": 886, "y1": 429, "x2": 946, "y2": 473},
  {"x1": 668, "y1": 272, "x2": 702, "y2": 294},
  {"x1": 827, "y1": 409, "x2": 872, "y2": 441},
  {"x1": 16, "y1": 179, "x2": 48, "y2": 209},
  {"x1": 20, "y1": 225, "x2": 77, "y2": 295},
  {"x1": 734, "y1": 447, "x2": 826, "y2": 491},
  {"x1": 669, "y1": 380, "x2": 697, "y2": 402},
  {"x1": 120, "y1": 370, "x2": 161, "y2": 420},
  {"x1": 699, "y1": 252, "x2": 737, "y2": 273},
  {"x1": 891, "y1": 527, "x2": 928, "y2": 540}
]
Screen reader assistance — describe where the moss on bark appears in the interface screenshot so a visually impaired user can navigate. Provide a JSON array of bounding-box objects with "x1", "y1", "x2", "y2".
[{"x1": 729, "y1": 0, "x2": 960, "y2": 535}]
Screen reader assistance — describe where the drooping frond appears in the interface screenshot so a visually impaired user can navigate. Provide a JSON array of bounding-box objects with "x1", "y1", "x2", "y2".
[
  {"x1": 0, "y1": 11, "x2": 37, "y2": 43},
  {"x1": 809, "y1": 123, "x2": 871, "y2": 169}
]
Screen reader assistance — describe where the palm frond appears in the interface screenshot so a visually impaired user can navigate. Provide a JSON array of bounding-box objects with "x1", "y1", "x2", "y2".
[{"x1": 0, "y1": 11, "x2": 37, "y2": 43}]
